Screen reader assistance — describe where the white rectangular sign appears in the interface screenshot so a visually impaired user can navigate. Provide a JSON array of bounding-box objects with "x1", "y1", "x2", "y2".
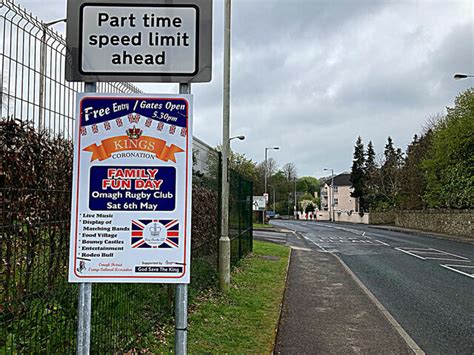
[
  {"x1": 81, "y1": 6, "x2": 197, "y2": 74},
  {"x1": 66, "y1": 0, "x2": 212, "y2": 82},
  {"x1": 253, "y1": 196, "x2": 266, "y2": 212},
  {"x1": 68, "y1": 93, "x2": 193, "y2": 283}
]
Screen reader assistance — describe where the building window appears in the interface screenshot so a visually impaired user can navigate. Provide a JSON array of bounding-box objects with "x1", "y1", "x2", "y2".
[
  {"x1": 334, "y1": 198, "x2": 339, "y2": 206},
  {"x1": 333, "y1": 186, "x2": 338, "y2": 193}
]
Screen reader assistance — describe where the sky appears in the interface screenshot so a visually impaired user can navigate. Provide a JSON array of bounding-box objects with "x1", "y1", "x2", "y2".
[{"x1": 17, "y1": 0, "x2": 474, "y2": 178}]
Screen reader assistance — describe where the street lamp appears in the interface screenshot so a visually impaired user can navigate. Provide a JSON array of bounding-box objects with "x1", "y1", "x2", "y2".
[
  {"x1": 230, "y1": 135, "x2": 245, "y2": 141},
  {"x1": 453, "y1": 73, "x2": 474, "y2": 80},
  {"x1": 323, "y1": 168, "x2": 335, "y2": 222},
  {"x1": 264, "y1": 146, "x2": 279, "y2": 223},
  {"x1": 219, "y1": 0, "x2": 232, "y2": 291}
]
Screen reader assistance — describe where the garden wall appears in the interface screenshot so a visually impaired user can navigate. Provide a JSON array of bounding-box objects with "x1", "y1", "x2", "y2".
[
  {"x1": 369, "y1": 210, "x2": 473, "y2": 238},
  {"x1": 395, "y1": 210, "x2": 473, "y2": 238}
]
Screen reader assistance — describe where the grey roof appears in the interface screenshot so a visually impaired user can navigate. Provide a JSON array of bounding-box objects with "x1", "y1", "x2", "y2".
[{"x1": 323, "y1": 173, "x2": 352, "y2": 187}]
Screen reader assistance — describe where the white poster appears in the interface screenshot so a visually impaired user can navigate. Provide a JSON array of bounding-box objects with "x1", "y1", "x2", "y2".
[{"x1": 68, "y1": 93, "x2": 192, "y2": 283}]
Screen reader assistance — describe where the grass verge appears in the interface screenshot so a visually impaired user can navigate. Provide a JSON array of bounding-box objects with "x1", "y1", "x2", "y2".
[{"x1": 152, "y1": 240, "x2": 290, "y2": 353}]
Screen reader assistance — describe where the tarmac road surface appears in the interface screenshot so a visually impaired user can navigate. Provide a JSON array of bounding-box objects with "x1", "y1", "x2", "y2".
[{"x1": 268, "y1": 220, "x2": 474, "y2": 354}]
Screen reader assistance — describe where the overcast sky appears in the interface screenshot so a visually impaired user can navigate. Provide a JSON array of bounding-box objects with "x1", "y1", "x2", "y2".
[{"x1": 18, "y1": 0, "x2": 474, "y2": 178}]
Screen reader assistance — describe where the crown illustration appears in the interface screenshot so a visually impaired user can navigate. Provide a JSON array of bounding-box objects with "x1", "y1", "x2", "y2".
[{"x1": 126, "y1": 125, "x2": 143, "y2": 139}]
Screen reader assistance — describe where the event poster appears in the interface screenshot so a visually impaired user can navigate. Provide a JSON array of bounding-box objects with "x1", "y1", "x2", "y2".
[{"x1": 68, "y1": 94, "x2": 192, "y2": 283}]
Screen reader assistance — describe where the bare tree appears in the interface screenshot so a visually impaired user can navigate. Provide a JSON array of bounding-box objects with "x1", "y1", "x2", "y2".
[{"x1": 282, "y1": 162, "x2": 298, "y2": 182}]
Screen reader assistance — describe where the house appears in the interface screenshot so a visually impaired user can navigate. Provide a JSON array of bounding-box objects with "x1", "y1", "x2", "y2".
[{"x1": 319, "y1": 173, "x2": 359, "y2": 220}]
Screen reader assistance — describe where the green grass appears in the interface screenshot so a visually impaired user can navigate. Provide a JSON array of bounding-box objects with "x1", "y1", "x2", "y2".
[
  {"x1": 152, "y1": 241, "x2": 290, "y2": 353},
  {"x1": 253, "y1": 222, "x2": 274, "y2": 229}
]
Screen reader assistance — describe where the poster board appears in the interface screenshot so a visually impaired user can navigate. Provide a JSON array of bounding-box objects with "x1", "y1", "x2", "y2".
[{"x1": 68, "y1": 93, "x2": 192, "y2": 283}]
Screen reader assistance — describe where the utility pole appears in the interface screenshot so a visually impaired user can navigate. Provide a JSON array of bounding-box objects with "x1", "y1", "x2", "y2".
[
  {"x1": 219, "y1": 0, "x2": 231, "y2": 291},
  {"x1": 264, "y1": 146, "x2": 279, "y2": 223},
  {"x1": 323, "y1": 168, "x2": 335, "y2": 221},
  {"x1": 294, "y1": 178, "x2": 297, "y2": 219}
]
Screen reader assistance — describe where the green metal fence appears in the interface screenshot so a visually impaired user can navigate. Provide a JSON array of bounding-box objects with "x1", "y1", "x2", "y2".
[{"x1": 229, "y1": 168, "x2": 254, "y2": 265}]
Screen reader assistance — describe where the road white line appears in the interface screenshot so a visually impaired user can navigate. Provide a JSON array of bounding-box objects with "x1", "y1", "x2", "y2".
[
  {"x1": 428, "y1": 248, "x2": 469, "y2": 260},
  {"x1": 424, "y1": 257, "x2": 471, "y2": 262},
  {"x1": 440, "y1": 264, "x2": 474, "y2": 278},
  {"x1": 375, "y1": 239, "x2": 390, "y2": 246},
  {"x1": 300, "y1": 233, "x2": 329, "y2": 252},
  {"x1": 395, "y1": 248, "x2": 426, "y2": 260},
  {"x1": 335, "y1": 255, "x2": 425, "y2": 355}
]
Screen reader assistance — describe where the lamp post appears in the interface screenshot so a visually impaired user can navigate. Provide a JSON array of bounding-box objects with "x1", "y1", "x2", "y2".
[
  {"x1": 219, "y1": 0, "x2": 232, "y2": 292},
  {"x1": 453, "y1": 73, "x2": 474, "y2": 80},
  {"x1": 323, "y1": 168, "x2": 335, "y2": 222},
  {"x1": 294, "y1": 178, "x2": 297, "y2": 219},
  {"x1": 264, "y1": 146, "x2": 279, "y2": 223}
]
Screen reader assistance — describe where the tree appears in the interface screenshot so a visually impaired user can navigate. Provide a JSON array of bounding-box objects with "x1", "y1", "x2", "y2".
[
  {"x1": 364, "y1": 141, "x2": 379, "y2": 209},
  {"x1": 378, "y1": 136, "x2": 404, "y2": 208},
  {"x1": 423, "y1": 88, "x2": 474, "y2": 208},
  {"x1": 398, "y1": 132, "x2": 432, "y2": 209},
  {"x1": 297, "y1": 176, "x2": 320, "y2": 197},
  {"x1": 282, "y1": 162, "x2": 298, "y2": 182},
  {"x1": 350, "y1": 136, "x2": 366, "y2": 211},
  {"x1": 206, "y1": 147, "x2": 258, "y2": 189}
]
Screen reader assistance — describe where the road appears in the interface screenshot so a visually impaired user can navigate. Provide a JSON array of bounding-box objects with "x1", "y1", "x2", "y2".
[{"x1": 266, "y1": 220, "x2": 474, "y2": 354}]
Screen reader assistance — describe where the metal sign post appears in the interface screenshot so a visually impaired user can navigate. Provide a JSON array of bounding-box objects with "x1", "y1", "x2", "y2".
[
  {"x1": 76, "y1": 82, "x2": 96, "y2": 355},
  {"x1": 175, "y1": 82, "x2": 191, "y2": 355}
]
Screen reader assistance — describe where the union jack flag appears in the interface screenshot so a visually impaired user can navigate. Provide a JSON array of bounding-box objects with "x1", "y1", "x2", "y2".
[
  {"x1": 104, "y1": 121, "x2": 111, "y2": 130},
  {"x1": 157, "y1": 122, "x2": 164, "y2": 131},
  {"x1": 80, "y1": 127, "x2": 87, "y2": 136},
  {"x1": 91, "y1": 124, "x2": 98, "y2": 134},
  {"x1": 180, "y1": 127, "x2": 187, "y2": 137},
  {"x1": 169, "y1": 125, "x2": 176, "y2": 135},
  {"x1": 131, "y1": 219, "x2": 180, "y2": 249},
  {"x1": 116, "y1": 118, "x2": 123, "y2": 127},
  {"x1": 128, "y1": 113, "x2": 140, "y2": 124},
  {"x1": 145, "y1": 118, "x2": 153, "y2": 127}
]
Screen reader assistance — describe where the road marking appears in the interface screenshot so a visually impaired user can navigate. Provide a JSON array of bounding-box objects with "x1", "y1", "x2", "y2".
[
  {"x1": 395, "y1": 248, "x2": 426, "y2": 260},
  {"x1": 334, "y1": 255, "x2": 425, "y2": 355},
  {"x1": 395, "y1": 247, "x2": 469, "y2": 261},
  {"x1": 440, "y1": 264, "x2": 474, "y2": 278},
  {"x1": 375, "y1": 239, "x2": 390, "y2": 246},
  {"x1": 423, "y1": 257, "x2": 471, "y2": 262},
  {"x1": 299, "y1": 233, "x2": 329, "y2": 252},
  {"x1": 427, "y1": 248, "x2": 469, "y2": 260}
]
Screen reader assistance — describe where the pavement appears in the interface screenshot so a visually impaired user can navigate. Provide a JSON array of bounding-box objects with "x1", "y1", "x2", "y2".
[
  {"x1": 259, "y1": 221, "x2": 474, "y2": 354},
  {"x1": 255, "y1": 229, "x2": 415, "y2": 354}
]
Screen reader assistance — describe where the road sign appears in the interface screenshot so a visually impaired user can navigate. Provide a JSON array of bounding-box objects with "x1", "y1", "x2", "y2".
[
  {"x1": 253, "y1": 196, "x2": 266, "y2": 211},
  {"x1": 263, "y1": 192, "x2": 269, "y2": 203},
  {"x1": 68, "y1": 93, "x2": 193, "y2": 283},
  {"x1": 66, "y1": 0, "x2": 212, "y2": 82}
]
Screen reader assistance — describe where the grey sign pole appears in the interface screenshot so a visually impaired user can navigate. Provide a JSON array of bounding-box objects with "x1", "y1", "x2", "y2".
[
  {"x1": 76, "y1": 82, "x2": 96, "y2": 355},
  {"x1": 174, "y1": 82, "x2": 190, "y2": 355}
]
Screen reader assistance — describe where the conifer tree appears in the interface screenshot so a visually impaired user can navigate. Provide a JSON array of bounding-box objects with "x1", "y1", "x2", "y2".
[
  {"x1": 365, "y1": 141, "x2": 378, "y2": 209},
  {"x1": 350, "y1": 136, "x2": 366, "y2": 212}
]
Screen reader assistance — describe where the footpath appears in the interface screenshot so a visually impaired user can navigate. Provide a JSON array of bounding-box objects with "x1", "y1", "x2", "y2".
[{"x1": 255, "y1": 230, "x2": 417, "y2": 354}]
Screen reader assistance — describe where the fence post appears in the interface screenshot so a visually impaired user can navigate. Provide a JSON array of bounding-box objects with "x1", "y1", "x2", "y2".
[{"x1": 238, "y1": 174, "x2": 242, "y2": 260}]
